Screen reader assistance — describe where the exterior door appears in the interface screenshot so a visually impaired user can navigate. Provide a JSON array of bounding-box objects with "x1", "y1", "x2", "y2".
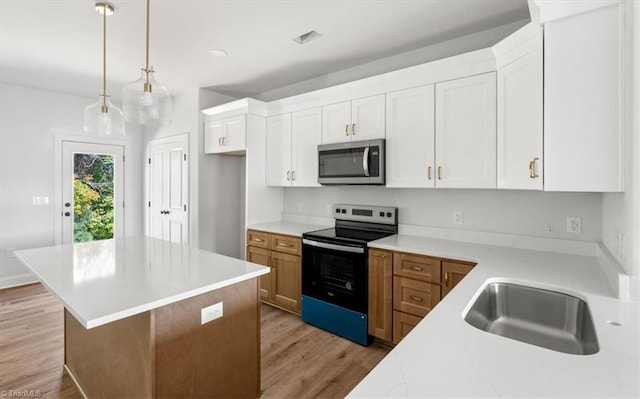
[
  {"x1": 148, "y1": 138, "x2": 188, "y2": 244},
  {"x1": 61, "y1": 141, "x2": 124, "y2": 244}
]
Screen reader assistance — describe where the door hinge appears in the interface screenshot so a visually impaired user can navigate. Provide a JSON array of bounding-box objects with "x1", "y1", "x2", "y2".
[
  {"x1": 148, "y1": 158, "x2": 151, "y2": 164},
  {"x1": 148, "y1": 201, "x2": 151, "y2": 207},
  {"x1": 184, "y1": 204, "x2": 187, "y2": 211},
  {"x1": 184, "y1": 154, "x2": 187, "y2": 161}
]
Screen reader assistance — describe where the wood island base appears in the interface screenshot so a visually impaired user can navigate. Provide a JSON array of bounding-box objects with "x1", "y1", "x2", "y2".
[{"x1": 64, "y1": 278, "x2": 260, "y2": 398}]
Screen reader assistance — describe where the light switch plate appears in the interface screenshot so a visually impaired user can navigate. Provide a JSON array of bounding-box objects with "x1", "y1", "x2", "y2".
[
  {"x1": 201, "y1": 302, "x2": 223, "y2": 325},
  {"x1": 453, "y1": 211, "x2": 463, "y2": 225}
]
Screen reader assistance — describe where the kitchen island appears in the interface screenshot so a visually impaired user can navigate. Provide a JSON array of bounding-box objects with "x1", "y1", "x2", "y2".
[{"x1": 15, "y1": 236, "x2": 269, "y2": 398}]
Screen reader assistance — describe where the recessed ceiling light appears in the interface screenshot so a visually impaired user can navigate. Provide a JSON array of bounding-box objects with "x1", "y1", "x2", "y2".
[
  {"x1": 95, "y1": 2, "x2": 114, "y2": 15},
  {"x1": 293, "y1": 30, "x2": 322, "y2": 45},
  {"x1": 209, "y1": 49, "x2": 228, "y2": 57}
]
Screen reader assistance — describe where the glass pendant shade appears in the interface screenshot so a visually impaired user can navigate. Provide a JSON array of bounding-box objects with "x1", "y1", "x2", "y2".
[
  {"x1": 83, "y1": 94, "x2": 125, "y2": 137},
  {"x1": 122, "y1": 69, "x2": 172, "y2": 126}
]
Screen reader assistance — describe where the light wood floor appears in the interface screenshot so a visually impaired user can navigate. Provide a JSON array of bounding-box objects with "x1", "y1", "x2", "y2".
[{"x1": 0, "y1": 284, "x2": 390, "y2": 398}]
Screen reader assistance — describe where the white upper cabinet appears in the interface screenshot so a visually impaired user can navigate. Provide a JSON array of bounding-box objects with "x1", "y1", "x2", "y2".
[
  {"x1": 496, "y1": 40, "x2": 543, "y2": 190},
  {"x1": 291, "y1": 108, "x2": 321, "y2": 187},
  {"x1": 543, "y1": 2, "x2": 624, "y2": 192},
  {"x1": 435, "y1": 72, "x2": 497, "y2": 188},
  {"x1": 266, "y1": 114, "x2": 292, "y2": 187},
  {"x1": 266, "y1": 108, "x2": 321, "y2": 187},
  {"x1": 322, "y1": 95, "x2": 385, "y2": 144},
  {"x1": 204, "y1": 114, "x2": 247, "y2": 154},
  {"x1": 385, "y1": 85, "x2": 436, "y2": 188}
]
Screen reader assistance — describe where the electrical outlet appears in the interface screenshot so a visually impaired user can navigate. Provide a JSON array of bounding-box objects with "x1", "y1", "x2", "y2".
[
  {"x1": 201, "y1": 302, "x2": 223, "y2": 325},
  {"x1": 453, "y1": 211, "x2": 463, "y2": 225},
  {"x1": 566, "y1": 217, "x2": 581, "y2": 234},
  {"x1": 325, "y1": 204, "x2": 333, "y2": 215},
  {"x1": 296, "y1": 201, "x2": 304, "y2": 212}
]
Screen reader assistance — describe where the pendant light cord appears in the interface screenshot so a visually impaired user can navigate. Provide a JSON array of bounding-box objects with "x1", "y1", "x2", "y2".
[
  {"x1": 144, "y1": 0, "x2": 151, "y2": 87},
  {"x1": 101, "y1": 6, "x2": 108, "y2": 112}
]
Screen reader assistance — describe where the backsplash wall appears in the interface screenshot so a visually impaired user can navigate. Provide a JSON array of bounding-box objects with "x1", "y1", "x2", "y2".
[{"x1": 283, "y1": 187, "x2": 602, "y2": 242}]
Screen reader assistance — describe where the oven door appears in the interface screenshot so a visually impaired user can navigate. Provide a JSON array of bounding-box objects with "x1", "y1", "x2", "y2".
[{"x1": 302, "y1": 238, "x2": 368, "y2": 314}]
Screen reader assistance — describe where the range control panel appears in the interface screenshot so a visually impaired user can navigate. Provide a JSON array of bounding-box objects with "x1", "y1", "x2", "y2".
[{"x1": 333, "y1": 204, "x2": 398, "y2": 225}]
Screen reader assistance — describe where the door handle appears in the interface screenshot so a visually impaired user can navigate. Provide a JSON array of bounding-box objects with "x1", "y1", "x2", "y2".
[
  {"x1": 362, "y1": 147, "x2": 370, "y2": 177},
  {"x1": 218, "y1": 137, "x2": 222, "y2": 146},
  {"x1": 64, "y1": 202, "x2": 71, "y2": 207},
  {"x1": 345, "y1": 124, "x2": 349, "y2": 136},
  {"x1": 64, "y1": 211, "x2": 71, "y2": 217}
]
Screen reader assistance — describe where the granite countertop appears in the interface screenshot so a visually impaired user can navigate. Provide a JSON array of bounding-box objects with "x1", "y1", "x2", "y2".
[
  {"x1": 349, "y1": 234, "x2": 639, "y2": 398},
  {"x1": 15, "y1": 236, "x2": 269, "y2": 329}
]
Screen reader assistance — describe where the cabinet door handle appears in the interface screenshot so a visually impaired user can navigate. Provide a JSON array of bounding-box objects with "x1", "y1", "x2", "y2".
[
  {"x1": 292, "y1": 171, "x2": 296, "y2": 181},
  {"x1": 351, "y1": 123, "x2": 356, "y2": 135},
  {"x1": 345, "y1": 124, "x2": 350, "y2": 136},
  {"x1": 409, "y1": 295, "x2": 424, "y2": 302},
  {"x1": 437, "y1": 166, "x2": 442, "y2": 180},
  {"x1": 287, "y1": 171, "x2": 291, "y2": 181},
  {"x1": 222, "y1": 137, "x2": 226, "y2": 146},
  {"x1": 529, "y1": 157, "x2": 539, "y2": 179},
  {"x1": 218, "y1": 137, "x2": 222, "y2": 146},
  {"x1": 427, "y1": 166, "x2": 432, "y2": 180},
  {"x1": 444, "y1": 272, "x2": 450, "y2": 287},
  {"x1": 410, "y1": 266, "x2": 423, "y2": 271},
  {"x1": 267, "y1": 257, "x2": 271, "y2": 266}
]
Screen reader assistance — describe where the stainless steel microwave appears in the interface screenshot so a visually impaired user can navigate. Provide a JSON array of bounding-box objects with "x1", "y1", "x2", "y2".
[{"x1": 318, "y1": 139, "x2": 385, "y2": 185}]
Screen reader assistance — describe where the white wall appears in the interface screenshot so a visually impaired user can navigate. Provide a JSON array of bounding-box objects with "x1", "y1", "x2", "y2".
[
  {"x1": 0, "y1": 82, "x2": 143, "y2": 288},
  {"x1": 283, "y1": 188, "x2": 602, "y2": 242}
]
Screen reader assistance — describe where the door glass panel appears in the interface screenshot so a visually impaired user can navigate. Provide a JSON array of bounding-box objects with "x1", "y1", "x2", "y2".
[{"x1": 73, "y1": 153, "x2": 115, "y2": 242}]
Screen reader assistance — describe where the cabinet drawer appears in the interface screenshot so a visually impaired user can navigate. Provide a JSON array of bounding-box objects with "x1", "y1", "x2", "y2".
[
  {"x1": 272, "y1": 234, "x2": 301, "y2": 256},
  {"x1": 393, "y1": 252, "x2": 441, "y2": 283},
  {"x1": 393, "y1": 311, "x2": 423, "y2": 344},
  {"x1": 247, "y1": 230, "x2": 270, "y2": 249},
  {"x1": 393, "y1": 276, "x2": 440, "y2": 317}
]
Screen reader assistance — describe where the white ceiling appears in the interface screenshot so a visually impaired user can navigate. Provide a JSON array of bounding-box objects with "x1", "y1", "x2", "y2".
[{"x1": 0, "y1": 0, "x2": 530, "y2": 101}]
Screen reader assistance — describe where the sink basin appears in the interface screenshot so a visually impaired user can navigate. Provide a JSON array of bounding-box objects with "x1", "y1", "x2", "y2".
[{"x1": 464, "y1": 282, "x2": 599, "y2": 355}]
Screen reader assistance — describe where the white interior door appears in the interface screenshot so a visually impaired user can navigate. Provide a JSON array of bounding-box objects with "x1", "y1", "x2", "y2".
[
  {"x1": 148, "y1": 137, "x2": 188, "y2": 244},
  {"x1": 61, "y1": 141, "x2": 124, "y2": 244}
]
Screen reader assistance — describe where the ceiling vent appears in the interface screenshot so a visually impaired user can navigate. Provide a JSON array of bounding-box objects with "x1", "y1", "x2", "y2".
[{"x1": 293, "y1": 30, "x2": 322, "y2": 45}]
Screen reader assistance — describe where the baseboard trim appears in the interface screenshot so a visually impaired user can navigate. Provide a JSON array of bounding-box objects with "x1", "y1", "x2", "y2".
[{"x1": 0, "y1": 273, "x2": 37, "y2": 290}]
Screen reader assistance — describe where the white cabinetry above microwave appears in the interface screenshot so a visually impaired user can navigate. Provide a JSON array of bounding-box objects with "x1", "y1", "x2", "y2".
[
  {"x1": 322, "y1": 95, "x2": 385, "y2": 144},
  {"x1": 266, "y1": 108, "x2": 321, "y2": 187}
]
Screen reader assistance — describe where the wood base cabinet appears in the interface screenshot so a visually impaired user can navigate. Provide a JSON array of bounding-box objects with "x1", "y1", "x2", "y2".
[
  {"x1": 368, "y1": 248, "x2": 476, "y2": 345},
  {"x1": 246, "y1": 230, "x2": 302, "y2": 314}
]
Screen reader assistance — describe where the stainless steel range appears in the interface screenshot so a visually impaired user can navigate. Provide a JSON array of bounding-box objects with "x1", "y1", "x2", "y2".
[{"x1": 301, "y1": 204, "x2": 398, "y2": 346}]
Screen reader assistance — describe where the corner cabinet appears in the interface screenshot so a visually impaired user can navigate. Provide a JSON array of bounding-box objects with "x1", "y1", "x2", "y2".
[
  {"x1": 367, "y1": 248, "x2": 475, "y2": 344},
  {"x1": 495, "y1": 24, "x2": 544, "y2": 190},
  {"x1": 246, "y1": 229, "x2": 302, "y2": 314},
  {"x1": 322, "y1": 95, "x2": 385, "y2": 144},
  {"x1": 266, "y1": 108, "x2": 321, "y2": 187},
  {"x1": 542, "y1": 2, "x2": 625, "y2": 192},
  {"x1": 435, "y1": 72, "x2": 497, "y2": 188},
  {"x1": 204, "y1": 114, "x2": 247, "y2": 154}
]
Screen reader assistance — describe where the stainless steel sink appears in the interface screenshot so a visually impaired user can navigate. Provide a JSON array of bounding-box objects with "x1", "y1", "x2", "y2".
[{"x1": 464, "y1": 282, "x2": 599, "y2": 355}]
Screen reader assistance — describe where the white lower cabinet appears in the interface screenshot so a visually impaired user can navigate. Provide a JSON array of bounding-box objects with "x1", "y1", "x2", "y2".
[
  {"x1": 385, "y1": 85, "x2": 436, "y2": 188},
  {"x1": 266, "y1": 108, "x2": 321, "y2": 187},
  {"x1": 497, "y1": 48, "x2": 543, "y2": 190},
  {"x1": 434, "y1": 72, "x2": 497, "y2": 189}
]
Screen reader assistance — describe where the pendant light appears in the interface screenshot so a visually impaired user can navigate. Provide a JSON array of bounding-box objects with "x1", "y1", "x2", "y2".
[
  {"x1": 122, "y1": 0, "x2": 172, "y2": 126},
  {"x1": 83, "y1": 2, "x2": 125, "y2": 137}
]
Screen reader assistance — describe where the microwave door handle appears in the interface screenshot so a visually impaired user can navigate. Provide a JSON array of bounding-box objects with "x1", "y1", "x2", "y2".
[
  {"x1": 363, "y1": 147, "x2": 370, "y2": 177},
  {"x1": 303, "y1": 239, "x2": 364, "y2": 254}
]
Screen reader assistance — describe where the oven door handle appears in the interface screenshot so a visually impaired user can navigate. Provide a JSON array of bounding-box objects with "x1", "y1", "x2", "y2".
[
  {"x1": 303, "y1": 239, "x2": 364, "y2": 254},
  {"x1": 362, "y1": 147, "x2": 370, "y2": 177}
]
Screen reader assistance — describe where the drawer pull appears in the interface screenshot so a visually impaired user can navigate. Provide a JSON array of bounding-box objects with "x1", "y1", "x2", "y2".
[
  {"x1": 278, "y1": 242, "x2": 292, "y2": 247},
  {"x1": 444, "y1": 272, "x2": 449, "y2": 287},
  {"x1": 252, "y1": 238, "x2": 264, "y2": 242},
  {"x1": 410, "y1": 266, "x2": 424, "y2": 271},
  {"x1": 409, "y1": 295, "x2": 423, "y2": 302}
]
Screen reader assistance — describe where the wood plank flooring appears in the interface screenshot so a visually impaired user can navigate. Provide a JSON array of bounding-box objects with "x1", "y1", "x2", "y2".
[{"x1": 0, "y1": 284, "x2": 390, "y2": 398}]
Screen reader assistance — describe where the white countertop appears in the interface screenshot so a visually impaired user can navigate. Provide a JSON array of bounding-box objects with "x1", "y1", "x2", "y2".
[
  {"x1": 14, "y1": 236, "x2": 269, "y2": 329},
  {"x1": 246, "y1": 221, "x2": 327, "y2": 237},
  {"x1": 349, "y1": 235, "x2": 640, "y2": 398}
]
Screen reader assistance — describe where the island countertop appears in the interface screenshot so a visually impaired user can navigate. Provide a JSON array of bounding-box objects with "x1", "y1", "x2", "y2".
[
  {"x1": 348, "y1": 234, "x2": 639, "y2": 398},
  {"x1": 15, "y1": 236, "x2": 269, "y2": 329}
]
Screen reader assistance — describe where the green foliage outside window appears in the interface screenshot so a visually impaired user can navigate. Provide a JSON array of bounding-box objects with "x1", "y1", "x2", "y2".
[{"x1": 73, "y1": 154, "x2": 115, "y2": 242}]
